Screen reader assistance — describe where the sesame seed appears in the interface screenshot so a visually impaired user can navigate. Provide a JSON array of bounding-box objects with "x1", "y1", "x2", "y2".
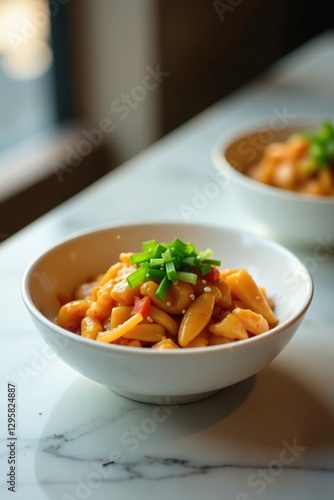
[
  {"x1": 204, "y1": 287, "x2": 212, "y2": 293},
  {"x1": 147, "y1": 316, "x2": 153, "y2": 323},
  {"x1": 190, "y1": 294, "x2": 195, "y2": 300},
  {"x1": 202, "y1": 279, "x2": 207, "y2": 284},
  {"x1": 182, "y1": 309, "x2": 186, "y2": 314},
  {"x1": 166, "y1": 302, "x2": 171, "y2": 306}
]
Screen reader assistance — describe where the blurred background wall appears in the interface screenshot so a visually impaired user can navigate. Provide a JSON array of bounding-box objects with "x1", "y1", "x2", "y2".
[
  {"x1": 0, "y1": 0, "x2": 333, "y2": 237},
  {"x1": 69, "y1": 0, "x2": 334, "y2": 154},
  {"x1": 68, "y1": 0, "x2": 160, "y2": 162}
]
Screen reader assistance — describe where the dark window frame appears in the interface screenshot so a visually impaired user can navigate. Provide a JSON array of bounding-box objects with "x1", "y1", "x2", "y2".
[{"x1": 49, "y1": 0, "x2": 75, "y2": 123}]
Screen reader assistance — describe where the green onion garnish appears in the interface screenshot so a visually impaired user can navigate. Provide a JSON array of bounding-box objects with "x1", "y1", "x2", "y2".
[
  {"x1": 175, "y1": 271, "x2": 197, "y2": 285},
  {"x1": 155, "y1": 275, "x2": 171, "y2": 301},
  {"x1": 182, "y1": 256, "x2": 197, "y2": 266},
  {"x1": 171, "y1": 238, "x2": 187, "y2": 254},
  {"x1": 197, "y1": 248, "x2": 213, "y2": 260},
  {"x1": 146, "y1": 268, "x2": 166, "y2": 280},
  {"x1": 199, "y1": 264, "x2": 212, "y2": 275},
  {"x1": 165, "y1": 260, "x2": 177, "y2": 283},
  {"x1": 304, "y1": 121, "x2": 334, "y2": 169},
  {"x1": 149, "y1": 258, "x2": 164, "y2": 267},
  {"x1": 152, "y1": 243, "x2": 168, "y2": 258},
  {"x1": 142, "y1": 239, "x2": 157, "y2": 251},
  {"x1": 130, "y1": 250, "x2": 154, "y2": 265},
  {"x1": 126, "y1": 262, "x2": 149, "y2": 288},
  {"x1": 162, "y1": 249, "x2": 172, "y2": 263},
  {"x1": 202, "y1": 259, "x2": 221, "y2": 266},
  {"x1": 126, "y1": 237, "x2": 221, "y2": 301}
]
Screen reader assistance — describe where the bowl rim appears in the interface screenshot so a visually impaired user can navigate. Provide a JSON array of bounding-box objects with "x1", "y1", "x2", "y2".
[
  {"x1": 21, "y1": 220, "x2": 314, "y2": 357},
  {"x1": 211, "y1": 118, "x2": 334, "y2": 205}
]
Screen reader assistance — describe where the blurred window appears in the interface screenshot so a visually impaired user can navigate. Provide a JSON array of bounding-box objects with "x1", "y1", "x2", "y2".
[{"x1": 0, "y1": 0, "x2": 58, "y2": 154}]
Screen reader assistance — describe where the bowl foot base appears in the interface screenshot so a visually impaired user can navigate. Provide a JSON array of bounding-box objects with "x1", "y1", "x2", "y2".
[{"x1": 108, "y1": 387, "x2": 221, "y2": 405}]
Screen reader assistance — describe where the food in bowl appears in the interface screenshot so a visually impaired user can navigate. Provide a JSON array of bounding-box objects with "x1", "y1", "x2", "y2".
[
  {"x1": 212, "y1": 121, "x2": 334, "y2": 245},
  {"x1": 248, "y1": 121, "x2": 334, "y2": 196},
  {"x1": 22, "y1": 222, "x2": 313, "y2": 404},
  {"x1": 56, "y1": 237, "x2": 278, "y2": 349}
]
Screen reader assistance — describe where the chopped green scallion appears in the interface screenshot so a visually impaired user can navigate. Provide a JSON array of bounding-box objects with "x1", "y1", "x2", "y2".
[
  {"x1": 175, "y1": 271, "x2": 197, "y2": 285},
  {"x1": 182, "y1": 256, "x2": 197, "y2": 266},
  {"x1": 171, "y1": 238, "x2": 188, "y2": 254},
  {"x1": 146, "y1": 268, "x2": 166, "y2": 280},
  {"x1": 202, "y1": 258, "x2": 221, "y2": 266},
  {"x1": 162, "y1": 249, "x2": 172, "y2": 263},
  {"x1": 149, "y1": 258, "x2": 164, "y2": 267},
  {"x1": 199, "y1": 264, "x2": 212, "y2": 275},
  {"x1": 165, "y1": 260, "x2": 177, "y2": 283},
  {"x1": 155, "y1": 275, "x2": 171, "y2": 301},
  {"x1": 126, "y1": 262, "x2": 149, "y2": 288},
  {"x1": 142, "y1": 239, "x2": 157, "y2": 252},
  {"x1": 198, "y1": 248, "x2": 213, "y2": 261},
  {"x1": 126, "y1": 237, "x2": 221, "y2": 299},
  {"x1": 152, "y1": 243, "x2": 168, "y2": 258},
  {"x1": 185, "y1": 242, "x2": 196, "y2": 255},
  {"x1": 130, "y1": 250, "x2": 154, "y2": 265}
]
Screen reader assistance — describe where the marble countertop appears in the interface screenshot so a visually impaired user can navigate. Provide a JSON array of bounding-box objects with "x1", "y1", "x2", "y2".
[{"x1": 1, "y1": 32, "x2": 334, "y2": 500}]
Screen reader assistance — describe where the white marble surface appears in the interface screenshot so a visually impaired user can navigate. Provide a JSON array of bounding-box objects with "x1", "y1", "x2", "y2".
[{"x1": 1, "y1": 32, "x2": 334, "y2": 499}]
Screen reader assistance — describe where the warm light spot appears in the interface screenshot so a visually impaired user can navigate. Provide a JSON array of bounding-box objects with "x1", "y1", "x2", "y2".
[
  {"x1": 0, "y1": 0, "x2": 52, "y2": 79},
  {"x1": 2, "y1": 40, "x2": 53, "y2": 79}
]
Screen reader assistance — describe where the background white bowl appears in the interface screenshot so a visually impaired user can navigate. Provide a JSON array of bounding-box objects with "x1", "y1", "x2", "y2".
[
  {"x1": 212, "y1": 121, "x2": 334, "y2": 247},
  {"x1": 22, "y1": 222, "x2": 313, "y2": 404}
]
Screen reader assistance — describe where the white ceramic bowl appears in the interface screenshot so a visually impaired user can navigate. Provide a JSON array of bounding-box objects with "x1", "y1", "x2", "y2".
[
  {"x1": 22, "y1": 221, "x2": 313, "y2": 404},
  {"x1": 212, "y1": 121, "x2": 334, "y2": 247}
]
